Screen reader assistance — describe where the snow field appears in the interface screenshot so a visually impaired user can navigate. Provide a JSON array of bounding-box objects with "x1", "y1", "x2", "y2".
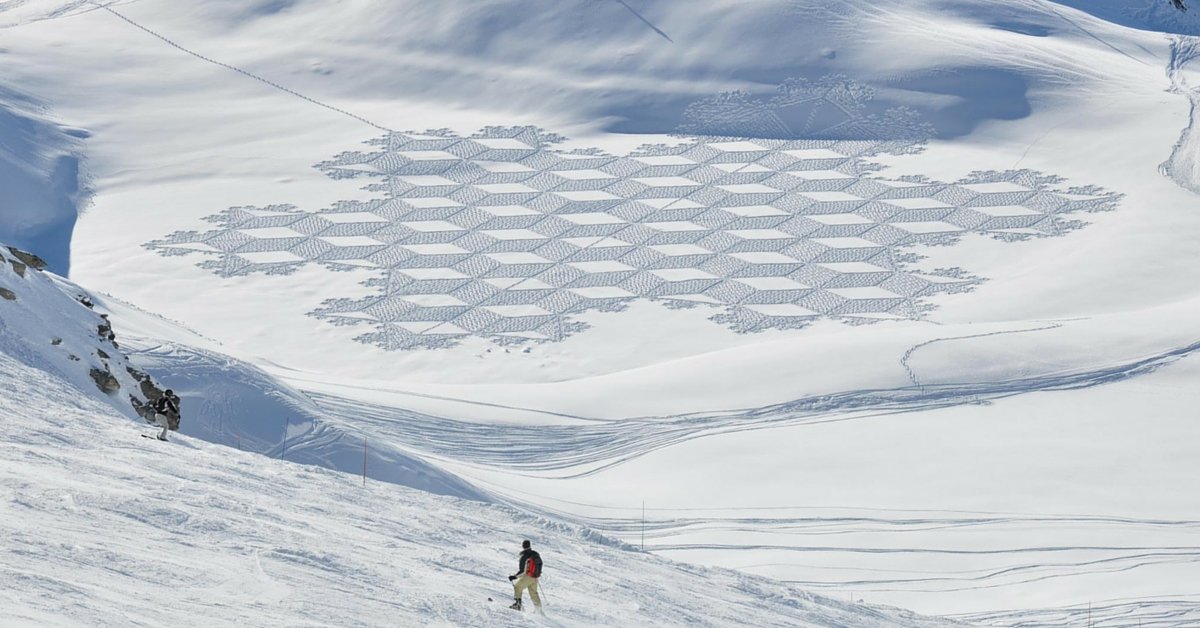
[
  {"x1": 296, "y1": 341, "x2": 1200, "y2": 623},
  {"x1": 0, "y1": 349, "x2": 957, "y2": 628},
  {"x1": 3, "y1": 0, "x2": 1200, "y2": 625}
]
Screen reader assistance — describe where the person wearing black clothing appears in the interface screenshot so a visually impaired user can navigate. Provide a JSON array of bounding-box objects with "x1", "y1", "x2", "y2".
[
  {"x1": 150, "y1": 390, "x2": 181, "y2": 441},
  {"x1": 507, "y1": 540, "x2": 542, "y2": 611}
]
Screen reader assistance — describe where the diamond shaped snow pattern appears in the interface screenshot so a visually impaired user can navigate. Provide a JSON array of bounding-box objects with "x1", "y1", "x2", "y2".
[{"x1": 148, "y1": 124, "x2": 1119, "y2": 350}]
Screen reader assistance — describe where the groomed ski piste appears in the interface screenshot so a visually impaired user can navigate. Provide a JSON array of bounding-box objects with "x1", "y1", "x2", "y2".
[{"x1": 2, "y1": 0, "x2": 1200, "y2": 626}]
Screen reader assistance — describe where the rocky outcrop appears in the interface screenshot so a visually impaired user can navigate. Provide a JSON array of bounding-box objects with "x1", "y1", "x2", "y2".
[
  {"x1": 1, "y1": 244, "x2": 173, "y2": 426},
  {"x1": 6, "y1": 246, "x2": 47, "y2": 272},
  {"x1": 97, "y1": 315, "x2": 116, "y2": 344},
  {"x1": 125, "y1": 365, "x2": 175, "y2": 427},
  {"x1": 89, "y1": 367, "x2": 120, "y2": 394}
]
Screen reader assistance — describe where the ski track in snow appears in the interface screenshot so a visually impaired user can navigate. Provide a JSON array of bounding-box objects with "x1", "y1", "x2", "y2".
[
  {"x1": 296, "y1": 336, "x2": 1200, "y2": 625},
  {"x1": 898, "y1": 322, "x2": 1064, "y2": 389},
  {"x1": 305, "y1": 336, "x2": 1199, "y2": 476},
  {"x1": 954, "y1": 594, "x2": 1200, "y2": 627},
  {"x1": 0, "y1": 350, "x2": 961, "y2": 627},
  {"x1": 1160, "y1": 34, "x2": 1200, "y2": 194},
  {"x1": 91, "y1": 3, "x2": 393, "y2": 133},
  {"x1": 5, "y1": 1, "x2": 1199, "y2": 624}
]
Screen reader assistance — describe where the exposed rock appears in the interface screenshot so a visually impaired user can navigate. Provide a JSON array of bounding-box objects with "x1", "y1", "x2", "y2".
[
  {"x1": 0, "y1": 244, "x2": 172, "y2": 424},
  {"x1": 126, "y1": 366, "x2": 171, "y2": 422},
  {"x1": 129, "y1": 395, "x2": 154, "y2": 422},
  {"x1": 6, "y1": 247, "x2": 47, "y2": 271},
  {"x1": 97, "y1": 314, "x2": 118, "y2": 344},
  {"x1": 126, "y1": 365, "x2": 161, "y2": 400},
  {"x1": 89, "y1": 367, "x2": 120, "y2": 394}
]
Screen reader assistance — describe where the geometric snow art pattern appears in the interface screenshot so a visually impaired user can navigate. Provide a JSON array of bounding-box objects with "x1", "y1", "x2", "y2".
[{"x1": 149, "y1": 126, "x2": 1120, "y2": 350}]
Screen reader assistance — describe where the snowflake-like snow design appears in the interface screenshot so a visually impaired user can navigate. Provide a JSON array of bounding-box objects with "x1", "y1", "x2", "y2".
[{"x1": 148, "y1": 80, "x2": 1120, "y2": 350}]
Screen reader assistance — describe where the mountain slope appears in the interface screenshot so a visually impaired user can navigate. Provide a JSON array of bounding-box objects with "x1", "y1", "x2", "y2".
[
  {"x1": 2, "y1": 0, "x2": 1200, "y2": 624},
  {"x1": 0, "y1": 242, "x2": 485, "y2": 501},
  {"x1": 0, "y1": 347, "x2": 958, "y2": 627}
]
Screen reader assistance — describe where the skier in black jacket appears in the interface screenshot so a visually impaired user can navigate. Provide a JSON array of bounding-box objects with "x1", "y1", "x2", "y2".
[
  {"x1": 150, "y1": 390, "x2": 180, "y2": 441},
  {"x1": 507, "y1": 540, "x2": 542, "y2": 611}
]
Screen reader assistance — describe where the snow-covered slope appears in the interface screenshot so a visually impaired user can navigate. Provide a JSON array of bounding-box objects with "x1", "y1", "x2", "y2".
[
  {"x1": 0, "y1": 244, "x2": 484, "y2": 501},
  {"x1": 0, "y1": 244, "x2": 156, "y2": 420},
  {"x1": 3, "y1": 0, "x2": 1200, "y2": 624},
  {"x1": 2, "y1": 0, "x2": 1195, "y2": 386},
  {"x1": 0, "y1": 343, "x2": 958, "y2": 627}
]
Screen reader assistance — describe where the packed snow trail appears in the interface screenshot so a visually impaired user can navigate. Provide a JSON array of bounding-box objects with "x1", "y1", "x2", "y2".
[
  {"x1": 956, "y1": 594, "x2": 1200, "y2": 627},
  {"x1": 1161, "y1": 35, "x2": 1200, "y2": 193},
  {"x1": 298, "y1": 342, "x2": 1200, "y2": 625},
  {"x1": 304, "y1": 337, "x2": 1200, "y2": 477}
]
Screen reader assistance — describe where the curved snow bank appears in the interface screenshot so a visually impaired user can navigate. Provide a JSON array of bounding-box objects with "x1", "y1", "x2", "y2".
[
  {"x1": 123, "y1": 339, "x2": 487, "y2": 501},
  {"x1": 0, "y1": 247, "x2": 483, "y2": 501},
  {"x1": 0, "y1": 349, "x2": 960, "y2": 627},
  {"x1": 88, "y1": 287, "x2": 485, "y2": 500},
  {"x1": 0, "y1": 87, "x2": 88, "y2": 275}
]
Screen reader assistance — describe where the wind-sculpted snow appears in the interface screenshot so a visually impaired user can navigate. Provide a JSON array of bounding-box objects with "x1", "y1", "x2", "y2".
[
  {"x1": 0, "y1": 86, "x2": 88, "y2": 275},
  {"x1": 149, "y1": 114, "x2": 1119, "y2": 350},
  {"x1": 122, "y1": 342, "x2": 487, "y2": 501}
]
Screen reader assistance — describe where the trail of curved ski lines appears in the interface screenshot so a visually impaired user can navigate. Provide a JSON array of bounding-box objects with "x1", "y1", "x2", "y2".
[
  {"x1": 305, "y1": 339, "x2": 1200, "y2": 622},
  {"x1": 899, "y1": 321, "x2": 1063, "y2": 389},
  {"x1": 552, "y1": 507, "x2": 1200, "y2": 621},
  {"x1": 1161, "y1": 35, "x2": 1200, "y2": 194},
  {"x1": 954, "y1": 593, "x2": 1200, "y2": 627},
  {"x1": 308, "y1": 338, "x2": 1200, "y2": 478}
]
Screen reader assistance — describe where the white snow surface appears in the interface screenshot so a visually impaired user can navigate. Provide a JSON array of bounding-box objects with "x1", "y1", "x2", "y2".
[
  {"x1": 3, "y1": 0, "x2": 1200, "y2": 625},
  {"x1": 0, "y1": 347, "x2": 958, "y2": 627},
  {"x1": 0, "y1": 245, "x2": 485, "y2": 502}
]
